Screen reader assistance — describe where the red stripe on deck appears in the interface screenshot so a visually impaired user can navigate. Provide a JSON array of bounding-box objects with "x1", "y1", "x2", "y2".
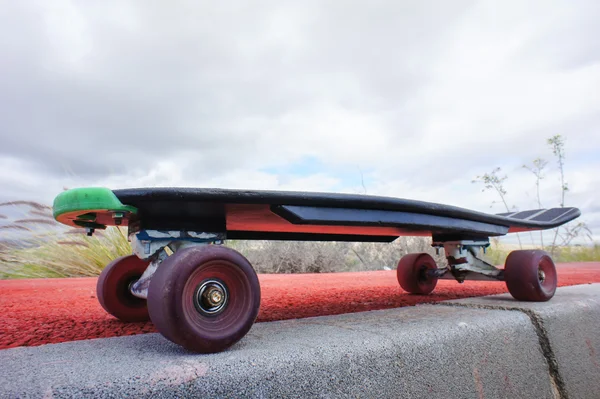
[{"x1": 1, "y1": 262, "x2": 599, "y2": 349}]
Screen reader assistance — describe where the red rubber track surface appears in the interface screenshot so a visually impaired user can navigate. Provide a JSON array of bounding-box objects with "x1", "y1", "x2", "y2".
[{"x1": 1, "y1": 262, "x2": 599, "y2": 350}]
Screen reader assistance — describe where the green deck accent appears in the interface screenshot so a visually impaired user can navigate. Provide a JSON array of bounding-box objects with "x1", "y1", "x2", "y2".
[{"x1": 53, "y1": 187, "x2": 137, "y2": 225}]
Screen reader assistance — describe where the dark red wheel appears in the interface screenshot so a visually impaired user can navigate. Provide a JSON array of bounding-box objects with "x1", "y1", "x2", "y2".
[
  {"x1": 397, "y1": 253, "x2": 438, "y2": 294},
  {"x1": 504, "y1": 250, "x2": 557, "y2": 301},
  {"x1": 97, "y1": 255, "x2": 150, "y2": 322},
  {"x1": 147, "y1": 245, "x2": 261, "y2": 353}
]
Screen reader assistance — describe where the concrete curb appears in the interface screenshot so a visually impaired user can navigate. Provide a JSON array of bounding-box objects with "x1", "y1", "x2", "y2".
[
  {"x1": 444, "y1": 283, "x2": 600, "y2": 399},
  {"x1": 1, "y1": 284, "x2": 599, "y2": 398}
]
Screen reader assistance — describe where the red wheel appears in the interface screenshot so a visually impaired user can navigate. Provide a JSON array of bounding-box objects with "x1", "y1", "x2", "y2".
[
  {"x1": 397, "y1": 253, "x2": 438, "y2": 294},
  {"x1": 97, "y1": 255, "x2": 150, "y2": 322},
  {"x1": 504, "y1": 250, "x2": 557, "y2": 301},
  {"x1": 147, "y1": 245, "x2": 261, "y2": 353}
]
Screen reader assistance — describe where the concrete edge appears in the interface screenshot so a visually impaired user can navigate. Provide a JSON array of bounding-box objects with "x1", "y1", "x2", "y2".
[
  {"x1": 1, "y1": 284, "x2": 599, "y2": 398},
  {"x1": 440, "y1": 283, "x2": 600, "y2": 399}
]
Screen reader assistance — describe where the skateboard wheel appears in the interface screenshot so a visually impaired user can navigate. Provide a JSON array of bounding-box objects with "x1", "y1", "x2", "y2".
[
  {"x1": 97, "y1": 255, "x2": 150, "y2": 322},
  {"x1": 504, "y1": 250, "x2": 557, "y2": 301},
  {"x1": 397, "y1": 253, "x2": 438, "y2": 294},
  {"x1": 147, "y1": 245, "x2": 261, "y2": 353}
]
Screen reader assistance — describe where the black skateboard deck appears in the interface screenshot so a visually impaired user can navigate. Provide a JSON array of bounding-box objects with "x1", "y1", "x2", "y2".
[{"x1": 53, "y1": 187, "x2": 581, "y2": 242}]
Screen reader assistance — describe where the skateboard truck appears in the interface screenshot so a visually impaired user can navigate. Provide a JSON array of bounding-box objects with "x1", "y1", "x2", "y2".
[
  {"x1": 128, "y1": 229, "x2": 226, "y2": 299},
  {"x1": 431, "y1": 239, "x2": 503, "y2": 282}
]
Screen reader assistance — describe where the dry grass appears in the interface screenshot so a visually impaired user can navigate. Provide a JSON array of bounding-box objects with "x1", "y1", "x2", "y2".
[
  {"x1": 0, "y1": 201, "x2": 131, "y2": 279},
  {"x1": 0, "y1": 227, "x2": 132, "y2": 279},
  {"x1": 228, "y1": 237, "x2": 446, "y2": 274},
  {"x1": 483, "y1": 239, "x2": 600, "y2": 265}
]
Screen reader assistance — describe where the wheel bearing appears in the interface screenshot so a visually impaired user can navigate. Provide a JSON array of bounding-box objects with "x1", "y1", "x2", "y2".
[
  {"x1": 538, "y1": 268, "x2": 546, "y2": 283},
  {"x1": 194, "y1": 279, "x2": 229, "y2": 316}
]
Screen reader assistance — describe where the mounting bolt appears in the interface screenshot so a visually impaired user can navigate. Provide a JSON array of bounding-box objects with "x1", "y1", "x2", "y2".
[
  {"x1": 113, "y1": 212, "x2": 125, "y2": 226},
  {"x1": 206, "y1": 288, "x2": 223, "y2": 305}
]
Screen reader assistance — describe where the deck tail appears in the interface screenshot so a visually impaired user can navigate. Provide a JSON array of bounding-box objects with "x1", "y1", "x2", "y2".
[{"x1": 497, "y1": 207, "x2": 579, "y2": 223}]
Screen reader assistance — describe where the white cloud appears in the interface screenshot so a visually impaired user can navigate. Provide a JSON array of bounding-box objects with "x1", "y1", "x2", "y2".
[{"x1": 1, "y1": 0, "x2": 599, "y2": 244}]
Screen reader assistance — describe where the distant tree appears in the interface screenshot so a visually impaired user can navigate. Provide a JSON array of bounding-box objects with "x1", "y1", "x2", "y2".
[
  {"x1": 475, "y1": 135, "x2": 592, "y2": 257},
  {"x1": 523, "y1": 158, "x2": 548, "y2": 247},
  {"x1": 547, "y1": 135, "x2": 568, "y2": 207},
  {"x1": 546, "y1": 135, "x2": 592, "y2": 254},
  {"x1": 472, "y1": 167, "x2": 522, "y2": 248}
]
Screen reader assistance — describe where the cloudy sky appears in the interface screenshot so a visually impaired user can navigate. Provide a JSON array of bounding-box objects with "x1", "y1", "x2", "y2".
[{"x1": 1, "y1": 0, "x2": 599, "y2": 242}]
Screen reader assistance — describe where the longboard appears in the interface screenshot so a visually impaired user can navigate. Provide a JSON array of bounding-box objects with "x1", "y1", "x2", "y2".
[
  {"x1": 53, "y1": 187, "x2": 580, "y2": 242},
  {"x1": 52, "y1": 187, "x2": 581, "y2": 354}
]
